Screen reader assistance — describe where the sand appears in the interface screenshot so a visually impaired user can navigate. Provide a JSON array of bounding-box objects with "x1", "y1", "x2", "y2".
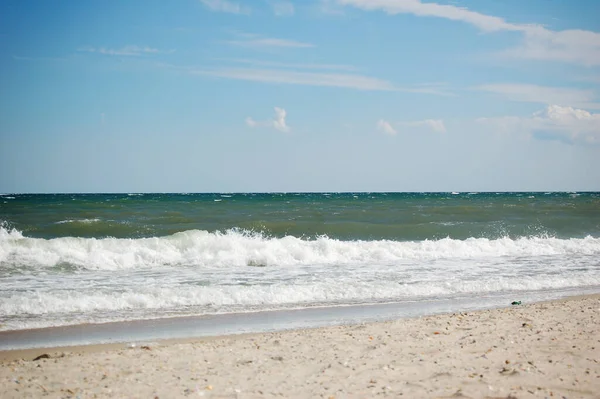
[{"x1": 1, "y1": 295, "x2": 599, "y2": 399}]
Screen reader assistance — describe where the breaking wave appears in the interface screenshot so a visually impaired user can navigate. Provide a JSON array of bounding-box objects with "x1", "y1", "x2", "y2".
[{"x1": 1, "y1": 226, "x2": 599, "y2": 271}]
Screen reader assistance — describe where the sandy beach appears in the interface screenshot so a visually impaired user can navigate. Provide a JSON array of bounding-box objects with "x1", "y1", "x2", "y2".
[{"x1": 1, "y1": 295, "x2": 599, "y2": 399}]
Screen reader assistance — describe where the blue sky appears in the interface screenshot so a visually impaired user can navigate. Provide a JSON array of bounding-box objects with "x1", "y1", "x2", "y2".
[{"x1": 1, "y1": 0, "x2": 599, "y2": 192}]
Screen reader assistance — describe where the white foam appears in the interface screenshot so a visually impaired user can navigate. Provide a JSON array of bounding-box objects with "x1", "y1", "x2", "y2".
[
  {"x1": 1, "y1": 273, "x2": 598, "y2": 330},
  {"x1": 0, "y1": 224, "x2": 23, "y2": 240},
  {"x1": 1, "y1": 226, "x2": 599, "y2": 271},
  {"x1": 2, "y1": 225, "x2": 599, "y2": 331},
  {"x1": 55, "y1": 218, "x2": 101, "y2": 224}
]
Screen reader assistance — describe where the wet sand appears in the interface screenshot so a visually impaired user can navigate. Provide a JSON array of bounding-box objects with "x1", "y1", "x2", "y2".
[{"x1": 1, "y1": 295, "x2": 599, "y2": 398}]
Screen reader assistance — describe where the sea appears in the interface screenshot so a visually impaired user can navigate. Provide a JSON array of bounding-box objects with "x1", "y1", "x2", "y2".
[{"x1": 1, "y1": 192, "x2": 599, "y2": 336}]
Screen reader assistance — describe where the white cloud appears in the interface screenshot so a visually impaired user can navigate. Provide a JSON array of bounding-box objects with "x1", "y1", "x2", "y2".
[
  {"x1": 12, "y1": 55, "x2": 65, "y2": 62},
  {"x1": 161, "y1": 60, "x2": 451, "y2": 94},
  {"x1": 78, "y1": 45, "x2": 170, "y2": 56},
  {"x1": 272, "y1": 107, "x2": 290, "y2": 132},
  {"x1": 337, "y1": 0, "x2": 600, "y2": 66},
  {"x1": 246, "y1": 107, "x2": 291, "y2": 133},
  {"x1": 200, "y1": 0, "x2": 248, "y2": 14},
  {"x1": 217, "y1": 58, "x2": 357, "y2": 71},
  {"x1": 477, "y1": 105, "x2": 600, "y2": 144},
  {"x1": 227, "y1": 36, "x2": 314, "y2": 48},
  {"x1": 504, "y1": 27, "x2": 600, "y2": 67},
  {"x1": 573, "y1": 75, "x2": 600, "y2": 84},
  {"x1": 410, "y1": 119, "x2": 447, "y2": 133},
  {"x1": 193, "y1": 67, "x2": 451, "y2": 94},
  {"x1": 533, "y1": 105, "x2": 600, "y2": 143},
  {"x1": 378, "y1": 118, "x2": 446, "y2": 135},
  {"x1": 377, "y1": 119, "x2": 397, "y2": 135},
  {"x1": 401, "y1": 119, "x2": 447, "y2": 133},
  {"x1": 318, "y1": 0, "x2": 346, "y2": 16},
  {"x1": 475, "y1": 83, "x2": 600, "y2": 110},
  {"x1": 338, "y1": 0, "x2": 517, "y2": 32},
  {"x1": 195, "y1": 67, "x2": 395, "y2": 90},
  {"x1": 270, "y1": 1, "x2": 295, "y2": 16}
]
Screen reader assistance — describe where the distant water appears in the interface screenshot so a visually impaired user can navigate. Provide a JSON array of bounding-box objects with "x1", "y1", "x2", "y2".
[{"x1": 1, "y1": 192, "x2": 599, "y2": 331}]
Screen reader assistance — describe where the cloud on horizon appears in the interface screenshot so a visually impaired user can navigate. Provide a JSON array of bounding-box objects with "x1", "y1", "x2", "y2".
[
  {"x1": 246, "y1": 107, "x2": 291, "y2": 132},
  {"x1": 477, "y1": 104, "x2": 600, "y2": 144},
  {"x1": 377, "y1": 119, "x2": 397, "y2": 135}
]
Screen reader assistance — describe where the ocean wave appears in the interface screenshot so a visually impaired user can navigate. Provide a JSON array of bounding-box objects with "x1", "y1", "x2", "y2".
[
  {"x1": 1, "y1": 226, "x2": 599, "y2": 271},
  {"x1": 1, "y1": 275, "x2": 598, "y2": 320}
]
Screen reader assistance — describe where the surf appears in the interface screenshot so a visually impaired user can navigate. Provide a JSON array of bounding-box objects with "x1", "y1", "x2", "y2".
[{"x1": 1, "y1": 226, "x2": 600, "y2": 271}]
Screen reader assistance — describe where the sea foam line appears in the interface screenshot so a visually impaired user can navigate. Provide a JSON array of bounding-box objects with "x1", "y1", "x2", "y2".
[{"x1": 1, "y1": 226, "x2": 599, "y2": 270}]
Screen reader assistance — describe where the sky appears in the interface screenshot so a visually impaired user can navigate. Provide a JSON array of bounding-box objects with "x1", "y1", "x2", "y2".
[{"x1": 1, "y1": 0, "x2": 599, "y2": 193}]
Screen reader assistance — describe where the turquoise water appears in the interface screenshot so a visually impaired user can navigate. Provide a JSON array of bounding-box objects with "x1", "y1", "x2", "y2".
[{"x1": 1, "y1": 192, "x2": 599, "y2": 331}]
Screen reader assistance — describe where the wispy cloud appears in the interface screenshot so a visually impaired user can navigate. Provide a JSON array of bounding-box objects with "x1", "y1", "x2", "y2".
[
  {"x1": 477, "y1": 105, "x2": 600, "y2": 144},
  {"x1": 216, "y1": 58, "x2": 357, "y2": 71},
  {"x1": 200, "y1": 0, "x2": 249, "y2": 14},
  {"x1": 404, "y1": 119, "x2": 447, "y2": 133},
  {"x1": 377, "y1": 119, "x2": 397, "y2": 135},
  {"x1": 194, "y1": 67, "x2": 396, "y2": 90},
  {"x1": 162, "y1": 60, "x2": 451, "y2": 94},
  {"x1": 226, "y1": 33, "x2": 314, "y2": 48},
  {"x1": 338, "y1": 0, "x2": 517, "y2": 32},
  {"x1": 377, "y1": 118, "x2": 446, "y2": 135},
  {"x1": 77, "y1": 45, "x2": 173, "y2": 56},
  {"x1": 270, "y1": 1, "x2": 295, "y2": 16},
  {"x1": 337, "y1": 0, "x2": 600, "y2": 66},
  {"x1": 475, "y1": 83, "x2": 600, "y2": 110},
  {"x1": 503, "y1": 28, "x2": 600, "y2": 67},
  {"x1": 246, "y1": 107, "x2": 290, "y2": 132},
  {"x1": 573, "y1": 75, "x2": 600, "y2": 85},
  {"x1": 318, "y1": 0, "x2": 346, "y2": 16},
  {"x1": 12, "y1": 55, "x2": 66, "y2": 62},
  {"x1": 193, "y1": 66, "x2": 452, "y2": 94}
]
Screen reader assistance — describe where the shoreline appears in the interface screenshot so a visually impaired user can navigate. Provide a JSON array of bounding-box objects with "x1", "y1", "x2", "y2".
[
  {"x1": 2, "y1": 287, "x2": 598, "y2": 353},
  {"x1": 1, "y1": 292, "x2": 598, "y2": 360},
  {"x1": 1, "y1": 294, "x2": 599, "y2": 398}
]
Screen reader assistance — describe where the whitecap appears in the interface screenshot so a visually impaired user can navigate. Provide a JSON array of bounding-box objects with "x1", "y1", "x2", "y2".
[
  {"x1": 1, "y1": 226, "x2": 599, "y2": 271},
  {"x1": 55, "y1": 218, "x2": 101, "y2": 225}
]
